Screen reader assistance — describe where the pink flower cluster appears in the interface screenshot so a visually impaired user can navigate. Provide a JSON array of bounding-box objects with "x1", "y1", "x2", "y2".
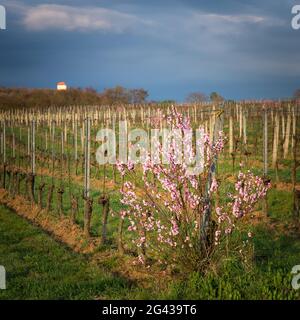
[
  {"x1": 232, "y1": 171, "x2": 270, "y2": 219},
  {"x1": 214, "y1": 171, "x2": 270, "y2": 245}
]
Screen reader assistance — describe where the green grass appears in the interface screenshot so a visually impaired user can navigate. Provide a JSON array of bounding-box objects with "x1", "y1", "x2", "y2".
[
  {"x1": 160, "y1": 223, "x2": 300, "y2": 300},
  {"x1": 1, "y1": 204, "x2": 299, "y2": 300},
  {"x1": 0, "y1": 205, "x2": 134, "y2": 300}
]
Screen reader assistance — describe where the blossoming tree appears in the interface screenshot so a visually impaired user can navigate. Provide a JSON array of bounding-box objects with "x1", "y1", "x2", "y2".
[{"x1": 117, "y1": 107, "x2": 270, "y2": 270}]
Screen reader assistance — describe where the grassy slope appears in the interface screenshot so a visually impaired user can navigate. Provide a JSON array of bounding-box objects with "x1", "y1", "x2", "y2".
[
  {"x1": 164, "y1": 225, "x2": 300, "y2": 300},
  {"x1": 0, "y1": 205, "x2": 135, "y2": 300},
  {"x1": 1, "y1": 203, "x2": 300, "y2": 300}
]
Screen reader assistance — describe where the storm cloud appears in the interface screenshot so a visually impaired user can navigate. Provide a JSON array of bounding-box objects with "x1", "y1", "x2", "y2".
[{"x1": 0, "y1": 0, "x2": 299, "y2": 100}]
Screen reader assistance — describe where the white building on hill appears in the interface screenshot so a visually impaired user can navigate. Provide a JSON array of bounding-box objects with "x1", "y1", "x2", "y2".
[{"x1": 57, "y1": 82, "x2": 67, "y2": 91}]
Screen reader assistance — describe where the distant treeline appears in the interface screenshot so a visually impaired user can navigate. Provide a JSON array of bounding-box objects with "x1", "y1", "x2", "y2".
[{"x1": 0, "y1": 86, "x2": 149, "y2": 109}]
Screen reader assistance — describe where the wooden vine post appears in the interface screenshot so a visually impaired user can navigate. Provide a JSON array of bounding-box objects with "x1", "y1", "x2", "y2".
[
  {"x1": 11, "y1": 129, "x2": 18, "y2": 198},
  {"x1": 31, "y1": 120, "x2": 36, "y2": 175},
  {"x1": 292, "y1": 135, "x2": 300, "y2": 219},
  {"x1": 57, "y1": 131, "x2": 65, "y2": 217},
  {"x1": 37, "y1": 127, "x2": 46, "y2": 210},
  {"x1": 74, "y1": 116, "x2": 79, "y2": 175},
  {"x1": 16, "y1": 127, "x2": 23, "y2": 195},
  {"x1": 118, "y1": 119, "x2": 128, "y2": 255},
  {"x1": 2, "y1": 121, "x2": 6, "y2": 189},
  {"x1": 83, "y1": 117, "x2": 93, "y2": 238},
  {"x1": 98, "y1": 194, "x2": 110, "y2": 245},
  {"x1": 98, "y1": 124, "x2": 110, "y2": 245},
  {"x1": 263, "y1": 108, "x2": 269, "y2": 216},
  {"x1": 71, "y1": 193, "x2": 79, "y2": 224},
  {"x1": 283, "y1": 112, "x2": 291, "y2": 159},
  {"x1": 70, "y1": 117, "x2": 78, "y2": 223},
  {"x1": 27, "y1": 126, "x2": 30, "y2": 157},
  {"x1": 272, "y1": 112, "x2": 280, "y2": 183},
  {"x1": 25, "y1": 120, "x2": 36, "y2": 203},
  {"x1": 229, "y1": 112, "x2": 233, "y2": 155},
  {"x1": 46, "y1": 120, "x2": 55, "y2": 212},
  {"x1": 12, "y1": 131, "x2": 15, "y2": 159}
]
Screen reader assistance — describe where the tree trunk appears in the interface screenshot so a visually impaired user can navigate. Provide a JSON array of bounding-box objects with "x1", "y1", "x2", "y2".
[
  {"x1": 118, "y1": 217, "x2": 125, "y2": 255},
  {"x1": 26, "y1": 173, "x2": 35, "y2": 203},
  {"x1": 71, "y1": 195, "x2": 78, "y2": 223},
  {"x1": 38, "y1": 183, "x2": 45, "y2": 209},
  {"x1": 17, "y1": 173, "x2": 25, "y2": 195},
  {"x1": 2, "y1": 163, "x2": 6, "y2": 189},
  {"x1": 137, "y1": 228, "x2": 146, "y2": 262},
  {"x1": 12, "y1": 171, "x2": 19, "y2": 197},
  {"x1": 57, "y1": 187, "x2": 64, "y2": 217},
  {"x1": 46, "y1": 184, "x2": 55, "y2": 212},
  {"x1": 7, "y1": 169, "x2": 13, "y2": 195},
  {"x1": 99, "y1": 195, "x2": 110, "y2": 245}
]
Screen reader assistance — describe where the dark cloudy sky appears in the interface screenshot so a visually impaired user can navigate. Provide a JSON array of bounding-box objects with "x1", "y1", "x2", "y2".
[{"x1": 0, "y1": 0, "x2": 300, "y2": 101}]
